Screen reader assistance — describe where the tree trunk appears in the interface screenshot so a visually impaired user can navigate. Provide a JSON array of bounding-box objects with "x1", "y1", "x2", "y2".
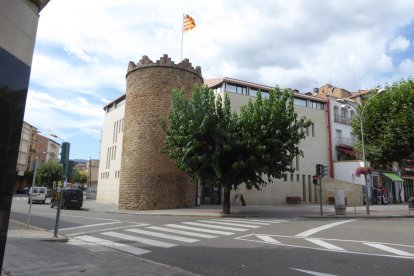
[{"x1": 222, "y1": 188, "x2": 231, "y2": 214}]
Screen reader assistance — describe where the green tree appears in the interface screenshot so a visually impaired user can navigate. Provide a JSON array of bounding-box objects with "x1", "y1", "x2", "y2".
[
  {"x1": 71, "y1": 170, "x2": 88, "y2": 184},
  {"x1": 36, "y1": 161, "x2": 62, "y2": 188},
  {"x1": 352, "y1": 78, "x2": 414, "y2": 166},
  {"x1": 162, "y1": 85, "x2": 311, "y2": 213}
]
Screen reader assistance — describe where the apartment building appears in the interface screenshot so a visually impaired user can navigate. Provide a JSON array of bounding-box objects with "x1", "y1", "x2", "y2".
[{"x1": 205, "y1": 77, "x2": 330, "y2": 205}]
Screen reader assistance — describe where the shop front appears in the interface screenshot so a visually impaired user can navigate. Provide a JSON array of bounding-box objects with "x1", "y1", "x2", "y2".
[{"x1": 382, "y1": 172, "x2": 405, "y2": 204}]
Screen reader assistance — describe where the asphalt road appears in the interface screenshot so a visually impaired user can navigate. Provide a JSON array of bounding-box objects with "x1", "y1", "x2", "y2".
[{"x1": 9, "y1": 194, "x2": 414, "y2": 275}]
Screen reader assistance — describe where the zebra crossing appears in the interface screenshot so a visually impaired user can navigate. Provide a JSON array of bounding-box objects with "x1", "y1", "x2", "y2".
[{"x1": 68, "y1": 218, "x2": 285, "y2": 256}]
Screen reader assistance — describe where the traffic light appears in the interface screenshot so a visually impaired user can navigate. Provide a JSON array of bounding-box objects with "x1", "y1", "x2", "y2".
[
  {"x1": 312, "y1": 175, "x2": 318, "y2": 185},
  {"x1": 316, "y1": 164, "x2": 322, "y2": 177},
  {"x1": 316, "y1": 164, "x2": 328, "y2": 177},
  {"x1": 60, "y1": 142, "x2": 70, "y2": 178}
]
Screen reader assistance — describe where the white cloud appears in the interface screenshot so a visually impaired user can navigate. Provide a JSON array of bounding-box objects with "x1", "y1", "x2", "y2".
[
  {"x1": 389, "y1": 35, "x2": 411, "y2": 51},
  {"x1": 398, "y1": 58, "x2": 414, "y2": 73},
  {"x1": 29, "y1": 0, "x2": 414, "y2": 157}
]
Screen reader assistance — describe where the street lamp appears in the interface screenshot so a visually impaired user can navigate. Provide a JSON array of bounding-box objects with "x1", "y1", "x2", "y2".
[{"x1": 338, "y1": 88, "x2": 385, "y2": 215}]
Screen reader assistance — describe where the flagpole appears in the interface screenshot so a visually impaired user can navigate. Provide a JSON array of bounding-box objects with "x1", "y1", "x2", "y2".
[{"x1": 180, "y1": 14, "x2": 184, "y2": 61}]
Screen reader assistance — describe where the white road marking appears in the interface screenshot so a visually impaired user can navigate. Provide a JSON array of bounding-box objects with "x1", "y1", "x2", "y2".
[
  {"x1": 306, "y1": 238, "x2": 347, "y2": 251},
  {"x1": 165, "y1": 224, "x2": 234, "y2": 235},
  {"x1": 255, "y1": 235, "x2": 280, "y2": 244},
  {"x1": 236, "y1": 234, "x2": 414, "y2": 259},
  {"x1": 125, "y1": 228, "x2": 199, "y2": 243},
  {"x1": 295, "y1": 220, "x2": 356, "y2": 237},
  {"x1": 223, "y1": 218, "x2": 286, "y2": 224},
  {"x1": 364, "y1": 243, "x2": 414, "y2": 257},
  {"x1": 101, "y1": 231, "x2": 176, "y2": 248},
  {"x1": 146, "y1": 226, "x2": 218, "y2": 239},
  {"x1": 182, "y1": 222, "x2": 248, "y2": 231},
  {"x1": 213, "y1": 219, "x2": 271, "y2": 225},
  {"x1": 290, "y1": 268, "x2": 337, "y2": 276},
  {"x1": 197, "y1": 220, "x2": 260, "y2": 228},
  {"x1": 59, "y1": 221, "x2": 122, "y2": 231},
  {"x1": 75, "y1": 235, "x2": 150, "y2": 256},
  {"x1": 66, "y1": 224, "x2": 150, "y2": 237}
]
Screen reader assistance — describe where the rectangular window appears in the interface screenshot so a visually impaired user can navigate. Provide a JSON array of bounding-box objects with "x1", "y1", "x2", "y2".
[
  {"x1": 311, "y1": 123, "x2": 315, "y2": 137},
  {"x1": 262, "y1": 91, "x2": 269, "y2": 99},
  {"x1": 225, "y1": 83, "x2": 237, "y2": 93},
  {"x1": 249, "y1": 88, "x2": 258, "y2": 97},
  {"x1": 290, "y1": 174, "x2": 294, "y2": 181},
  {"x1": 294, "y1": 98, "x2": 307, "y2": 107},
  {"x1": 296, "y1": 174, "x2": 300, "y2": 182}
]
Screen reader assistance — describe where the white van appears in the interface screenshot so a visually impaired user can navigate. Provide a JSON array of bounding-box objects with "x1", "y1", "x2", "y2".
[{"x1": 28, "y1": 186, "x2": 47, "y2": 204}]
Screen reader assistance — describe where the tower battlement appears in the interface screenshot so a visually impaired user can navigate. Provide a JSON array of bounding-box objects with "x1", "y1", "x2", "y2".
[{"x1": 127, "y1": 54, "x2": 202, "y2": 77}]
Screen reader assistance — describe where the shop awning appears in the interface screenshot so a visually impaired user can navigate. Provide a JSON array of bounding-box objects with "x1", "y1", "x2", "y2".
[{"x1": 382, "y1": 172, "x2": 404, "y2": 182}]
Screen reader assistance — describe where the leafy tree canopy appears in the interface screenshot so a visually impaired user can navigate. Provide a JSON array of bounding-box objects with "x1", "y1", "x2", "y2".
[
  {"x1": 36, "y1": 161, "x2": 62, "y2": 188},
  {"x1": 161, "y1": 85, "x2": 311, "y2": 213},
  {"x1": 71, "y1": 170, "x2": 88, "y2": 184},
  {"x1": 352, "y1": 78, "x2": 414, "y2": 165}
]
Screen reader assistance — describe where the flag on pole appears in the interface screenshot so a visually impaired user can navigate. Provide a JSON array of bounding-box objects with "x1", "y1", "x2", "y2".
[{"x1": 183, "y1": 14, "x2": 196, "y2": 32}]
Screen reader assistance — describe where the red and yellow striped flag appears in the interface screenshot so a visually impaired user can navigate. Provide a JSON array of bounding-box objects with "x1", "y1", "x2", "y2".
[{"x1": 183, "y1": 14, "x2": 196, "y2": 32}]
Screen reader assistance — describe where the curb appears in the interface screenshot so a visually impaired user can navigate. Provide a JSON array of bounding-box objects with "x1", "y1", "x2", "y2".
[{"x1": 8, "y1": 219, "x2": 68, "y2": 242}]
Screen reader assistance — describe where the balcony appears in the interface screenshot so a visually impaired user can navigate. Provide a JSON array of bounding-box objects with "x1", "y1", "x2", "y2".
[
  {"x1": 335, "y1": 137, "x2": 356, "y2": 147},
  {"x1": 334, "y1": 115, "x2": 352, "y2": 125}
]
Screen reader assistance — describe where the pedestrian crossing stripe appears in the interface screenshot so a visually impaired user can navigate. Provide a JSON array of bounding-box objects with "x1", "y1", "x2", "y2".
[
  {"x1": 182, "y1": 221, "x2": 249, "y2": 231},
  {"x1": 125, "y1": 228, "x2": 199, "y2": 243},
  {"x1": 75, "y1": 235, "x2": 150, "y2": 256},
  {"x1": 70, "y1": 218, "x2": 289, "y2": 257},
  {"x1": 212, "y1": 219, "x2": 271, "y2": 225},
  {"x1": 165, "y1": 224, "x2": 234, "y2": 235},
  {"x1": 196, "y1": 220, "x2": 261, "y2": 228},
  {"x1": 102, "y1": 231, "x2": 176, "y2": 248},
  {"x1": 146, "y1": 226, "x2": 218, "y2": 239}
]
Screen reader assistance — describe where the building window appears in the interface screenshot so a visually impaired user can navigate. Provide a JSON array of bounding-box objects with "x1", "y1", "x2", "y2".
[
  {"x1": 294, "y1": 98, "x2": 307, "y2": 107},
  {"x1": 311, "y1": 123, "x2": 315, "y2": 137},
  {"x1": 296, "y1": 174, "x2": 300, "y2": 182}
]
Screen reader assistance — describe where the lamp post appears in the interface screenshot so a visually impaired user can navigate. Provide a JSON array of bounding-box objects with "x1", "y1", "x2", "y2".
[
  {"x1": 338, "y1": 88, "x2": 385, "y2": 215},
  {"x1": 50, "y1": 134, "x2": 69, "y2": 238}
]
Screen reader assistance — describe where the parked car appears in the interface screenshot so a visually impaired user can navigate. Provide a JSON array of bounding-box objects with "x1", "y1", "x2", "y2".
[
  {"x1": 50, "y1": 188, "x2": 83, "y2": 209},
  {"x1": 28, "y1": 186, "x2": 48, "y2": 204}
]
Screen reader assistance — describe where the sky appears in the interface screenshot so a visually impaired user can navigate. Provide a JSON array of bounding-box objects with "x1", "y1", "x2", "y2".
[{"x1": 24, "y1": 0, "x2": 414, "y2": 160}]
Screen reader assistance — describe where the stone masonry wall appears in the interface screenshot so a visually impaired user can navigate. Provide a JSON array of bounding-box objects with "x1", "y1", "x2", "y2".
[{"x1": 119, "y1": 54, "x2": 203, "y2": 210}]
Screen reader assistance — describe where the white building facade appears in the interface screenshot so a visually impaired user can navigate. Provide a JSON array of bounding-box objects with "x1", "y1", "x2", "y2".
[{"x1": 96, "y1": 95, "x2": 125, "y2": 204}]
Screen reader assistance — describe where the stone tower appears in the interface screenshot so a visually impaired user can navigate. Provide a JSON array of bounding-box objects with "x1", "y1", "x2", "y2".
[{"x1": 119, "y1": 54, "x2": 203, "y2": 210}]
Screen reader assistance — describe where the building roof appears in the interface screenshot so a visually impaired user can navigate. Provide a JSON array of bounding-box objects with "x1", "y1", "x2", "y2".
[
  {"x1": 204, "y1": 77, "x2": 326, "y2": 102},
  {"x1": 103, "y1": 94, "x2": 126, "y2": 111}
]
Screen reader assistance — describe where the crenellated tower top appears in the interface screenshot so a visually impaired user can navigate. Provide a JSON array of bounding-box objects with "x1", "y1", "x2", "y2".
[{"x1": 127, "y1": 54, "x2": 202, "y2": 78}]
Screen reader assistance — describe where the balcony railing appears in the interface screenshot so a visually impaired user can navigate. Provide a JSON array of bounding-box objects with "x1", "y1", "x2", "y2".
[
  {"x1": 334, "y1": 115, "x2": 352, "y2": 125},
  {"x1": 335, "y1": 137, "x2": 356, "y2": 147}
]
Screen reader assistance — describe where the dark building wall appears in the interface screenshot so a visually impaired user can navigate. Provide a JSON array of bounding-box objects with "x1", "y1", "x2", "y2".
[
  {"x1": 0, "y1": 0, "x2": 50, "y2": 269},
  {"x1": 118, "y1": 55, "x2": 203, "y2": 210}
]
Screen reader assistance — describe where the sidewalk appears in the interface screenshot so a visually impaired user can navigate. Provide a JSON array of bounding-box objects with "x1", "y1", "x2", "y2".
[{"x1": 82, "y1": 199, "x2": 414, "y2": 219}]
